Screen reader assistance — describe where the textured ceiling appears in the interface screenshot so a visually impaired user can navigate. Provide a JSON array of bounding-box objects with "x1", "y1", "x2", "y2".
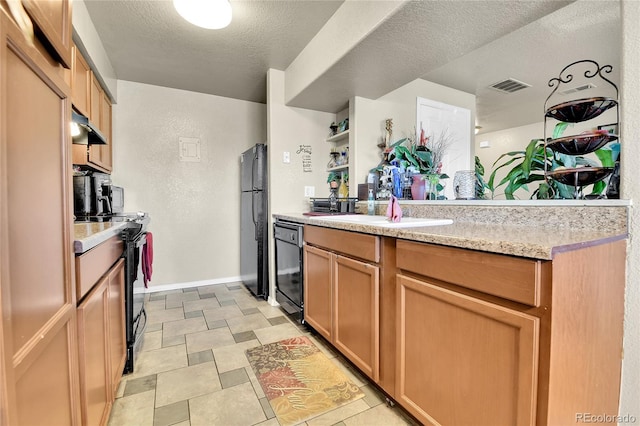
[
  {"x1": 83, "y1": 0, "x2": 344, "y2": 103},
  {"x1": 285, "y1": 0, "x2": 575, "y2": 112},
  {"x1": 422, "y1": 0, "x2": 620, "y2": 134},
  {"x1": 83, "y1": 0, "x2": 620, "y2": 133}
]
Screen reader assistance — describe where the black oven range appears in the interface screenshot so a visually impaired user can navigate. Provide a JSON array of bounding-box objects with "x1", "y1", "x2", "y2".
[{"x1": 78, "y1": 212, "x2": 151, "y2": 374}]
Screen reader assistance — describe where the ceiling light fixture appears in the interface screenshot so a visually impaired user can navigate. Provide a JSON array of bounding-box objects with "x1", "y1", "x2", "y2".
[
  {"x1": 475, "y1": 126, "x2": 482, "y2": 135},
  {"x1": 173, "y1": 0, "x2": 232, "y2": 29}
]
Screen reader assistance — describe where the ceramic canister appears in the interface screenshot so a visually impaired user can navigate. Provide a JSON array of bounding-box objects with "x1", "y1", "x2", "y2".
[{"x1": 453, "y1": 170, "x2": 476, "y2": 199}]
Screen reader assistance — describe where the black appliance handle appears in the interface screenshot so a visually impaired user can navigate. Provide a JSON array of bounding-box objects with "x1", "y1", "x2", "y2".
[{"x1": 252, "y1": 191, "x2": 259, "y2": 241}]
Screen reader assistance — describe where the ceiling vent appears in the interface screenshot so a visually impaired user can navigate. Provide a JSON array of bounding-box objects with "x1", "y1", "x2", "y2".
[
  {"x1": 488, "y1": 78, "x2": 531, "y2": 94},
  {"x1": 558, "y1": 83, "x2": 597, "y2": 95}
]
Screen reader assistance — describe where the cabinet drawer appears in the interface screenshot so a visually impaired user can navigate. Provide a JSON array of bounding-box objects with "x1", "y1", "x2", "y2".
[
  {"x1": 75, "y1": 235, "x2": 123, "y2": 301},
  {"x1": 305, "y1": 225, "x2": 379, "y2": 263},
  {"x1": 396, "y1": 240, "x2": 545, "y2": 306}
]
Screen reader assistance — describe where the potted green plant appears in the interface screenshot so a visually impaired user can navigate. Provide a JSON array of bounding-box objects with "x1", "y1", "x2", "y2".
[
  {"x1": 327, "y1": 171, "x2": 341, "y2": 190},
  {"x1": 475, "y1": 156, "x2": 489, "y2": 199},
  {"x1": 487, "y1": 123, "x2": 619, "y2": 199},
  {"x1": 387, "y1": 132, "x2": 450, "y2": 200}
]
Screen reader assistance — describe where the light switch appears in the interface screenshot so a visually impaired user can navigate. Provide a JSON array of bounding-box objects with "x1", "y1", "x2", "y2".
[
  {"x1": 479, "y1": 140, "x2": 491, "y2": 148},
  {"x1": 283, "y1": 151, "x2": 290, "y2": 163}
]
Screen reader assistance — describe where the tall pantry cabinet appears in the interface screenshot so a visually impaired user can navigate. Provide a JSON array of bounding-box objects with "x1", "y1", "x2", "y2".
[{"x1": 0, "y1": 5, "x2": 80, "y2": 425}]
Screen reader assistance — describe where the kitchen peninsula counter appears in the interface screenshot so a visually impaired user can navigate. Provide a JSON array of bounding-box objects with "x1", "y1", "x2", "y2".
[
  {"x1": 284, "y1": 202, "x2": 629, "y2": 425},
  {"x1": 73, "y1": 221, "x2": 129, "y2": 254},
  {"x1": 274, "y1": 206, "x2": 628, "y2": 260}
]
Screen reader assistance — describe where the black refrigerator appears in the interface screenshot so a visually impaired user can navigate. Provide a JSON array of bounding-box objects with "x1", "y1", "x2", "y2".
[{"x1": 240, "y1": 144, "x2": 268, "y2": 299}]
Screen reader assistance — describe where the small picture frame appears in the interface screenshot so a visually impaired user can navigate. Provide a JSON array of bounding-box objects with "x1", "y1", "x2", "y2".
[{"x1": 598, "y1": 123, "x2": 618, "y2": 135}]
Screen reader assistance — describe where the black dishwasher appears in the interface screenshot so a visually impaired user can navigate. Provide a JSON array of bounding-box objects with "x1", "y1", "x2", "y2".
[{"x1": 273, "y1": 220, "x2": 304, "y2": 323}]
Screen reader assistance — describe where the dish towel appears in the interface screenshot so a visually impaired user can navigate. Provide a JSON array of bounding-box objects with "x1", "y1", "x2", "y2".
[
  {"x1": 142, "y1": 232, "x2": 153, "y2": 288},
  {"x1": 386, "y1": 195, "x2": 403, "y2": 222}
]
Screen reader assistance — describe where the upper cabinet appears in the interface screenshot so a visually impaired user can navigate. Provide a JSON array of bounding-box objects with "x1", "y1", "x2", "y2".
[
  {"x1": 71, "y1": 47, "x2": 113, "y2": 173},
  {"x1": 21, "y1": 0, "x2": 72, "y2": 67},
  {"x1": 90, "y1": 73, "x2": 102, "y2": 125},
  {"x1": 71, "y1": 45, "x2": 91, "y2": 117}
]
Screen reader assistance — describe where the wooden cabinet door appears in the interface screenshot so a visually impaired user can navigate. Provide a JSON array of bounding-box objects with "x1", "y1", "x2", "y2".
[
  {"x1": 89, "y1": 72, "x2": 102, "y2": 125},
  {"x1": 396, "y1": 275, "x2": 539, "y2": 426},
  {"x1": 86, "y1": 74, "x2": 112, "y2": 172},
  {"x1": 333, "y1": 255, "x2": 379, "y2": 381},
  {"x1": 21, "y1": 0, "x2": 72, "y2": 67},
  {"x1": 98, "y1": 92, "x2": 112, "y2": 171},
  {"x1": 72, "y1": 45, "x2": 91, "y2": 117},
  {"x1": 107, "y1": 260, "x2": 126, "y2": 395},
  {"x1": 77, "y1": 277, "x2": 110, "y2": 426},
  {"x1": 0, "y1": 14, "x2": 80, "y2": 425},
  {"x1": 303, "y1": 245, "x2": 333, "y2": 340}
]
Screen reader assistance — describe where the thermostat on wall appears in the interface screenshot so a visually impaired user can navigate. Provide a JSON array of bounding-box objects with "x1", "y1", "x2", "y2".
[{"x1": 179, "y1": 137, "x2": 201, "y2": 162}]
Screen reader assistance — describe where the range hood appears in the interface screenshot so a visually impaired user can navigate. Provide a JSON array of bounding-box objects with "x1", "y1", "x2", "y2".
[{"x1": 71, "y1": 110, "x2": 107, "y2": 145}]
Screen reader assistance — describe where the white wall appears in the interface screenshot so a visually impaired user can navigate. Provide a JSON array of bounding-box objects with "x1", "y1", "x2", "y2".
[
  {"x1": 619, "y1": 0, "x2": 640, "y2": 419},
  {"x1": 475, "y1": 109, "x2": 617, "y2": 200},
  {"x1": 352, "y1": 79, "x2": 476, "y2": 195},
  {"x1": 112, "y1": 80, "x2": 266, "y2": 287},
  {"x1": 266, "y1": 69, "x2": 335, "y2": 303}
]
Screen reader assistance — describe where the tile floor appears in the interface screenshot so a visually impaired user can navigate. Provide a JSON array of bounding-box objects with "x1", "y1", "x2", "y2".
[{"x1": 108, "y1": 282, "x2": 416, "y2": 426}]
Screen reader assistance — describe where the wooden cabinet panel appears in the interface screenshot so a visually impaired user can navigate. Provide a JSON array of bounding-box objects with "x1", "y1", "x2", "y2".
[
  {"x1": 304, "y1": 229, "x2": 382, "y2": 383},
  {"x1": 333, "y1": 255, "x2": 379, "y2": 381},
  {"x1": 544, "y1": 241, "x2": 626, "y2": 424},
  {"x1": 396, "y1": 274, "x2": 539, "y2": 426},
  {"x1": 1, "y1": 13, "x2": 80, "y2": 424},
  {"x1": 21, "y1": 0, "x2": 72, "y2": 67},
  {"x1": 98, "y1": 92, "x2": 113, "y2": 170},
  {"x1": 77, "y1": 277, "x2": 110, "y2": 426},
  {"x1": 90, "y1": 73, "x2": 102, "y2": 125},
  {"x1": 75, "y1": 235, "x2": 123, "y2": 301},
  {"x1": 303, "y1": 245, "x2": 333, "y2": 340},
  {"x1": 72, "y1": 45, "x2": 91, "y2": 117},
  {"x1": 107, "y1": 260, "x2": 126, "y2": 394},
  {"x1": 15, "y1": 319, "x2": 77, "y2": 425},
  {"x1": 86, "y1": 76, "x2": 112, "y2": 172},
  {"x1": 397, "y1": 240, "x2": 545, "y2": 306},
  {"x1": 305, "y1": 225, "x2": 379, "y2": 263},
  {"x1": 71, "y1": 66, "x2": 113, "y2": 173}
]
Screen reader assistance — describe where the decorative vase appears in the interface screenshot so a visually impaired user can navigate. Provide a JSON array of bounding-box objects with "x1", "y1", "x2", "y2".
[
  {"x1": 410, "y1": 174, "x2": 427, "y2": 200},
  {"x1": 453, "y1": 170, "x2": 476, "y2": 199},
  {"x1": 427, "y1": 174, "x2": 440, "y2": 200}
]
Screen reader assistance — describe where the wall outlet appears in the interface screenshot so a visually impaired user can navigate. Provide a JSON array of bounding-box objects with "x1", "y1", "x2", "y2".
[
  {"x1": 304, "y1": 186, "x2": 315, "y2": 197},
  {"x1": 283, "y1": 151, "x2": 290, "y2": 163}
]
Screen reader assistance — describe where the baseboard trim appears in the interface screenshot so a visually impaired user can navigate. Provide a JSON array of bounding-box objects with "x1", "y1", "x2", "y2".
[{"x1": 138, "y1": 276, "x2": 243, "y2": 294}]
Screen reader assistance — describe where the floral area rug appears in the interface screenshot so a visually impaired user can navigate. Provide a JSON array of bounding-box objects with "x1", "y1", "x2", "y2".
[{"x1": 245, "y1": 336, "x2": 364, "y2": 426}]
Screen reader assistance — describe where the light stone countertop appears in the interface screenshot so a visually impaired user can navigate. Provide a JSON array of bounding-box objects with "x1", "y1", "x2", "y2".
[
  {"x1": 74, "y1": 222, "x2": 129, "y2": 254},
  {"x1": 274, "y1": 213, "x2": 627, "y2": 260}
]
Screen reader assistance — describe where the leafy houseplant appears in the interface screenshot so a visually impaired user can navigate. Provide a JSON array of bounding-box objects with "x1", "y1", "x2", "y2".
[
  {"x1": 387, "y1": 134, "x2": 450, "y2": 199},
  {"x1": 474, "y1": 156, "x2": 489, "y2": 199},
  {"x1": 327, "y1": 171, "x2": 341, "y2": 189},
  {"x1": 487, "y1": 123, "x2": 619, "y2": 199}
]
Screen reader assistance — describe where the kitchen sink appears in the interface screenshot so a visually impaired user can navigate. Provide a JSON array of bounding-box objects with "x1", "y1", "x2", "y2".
[{"x1": 309, "y1": 215, "x2": 453, "y2": 228}]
